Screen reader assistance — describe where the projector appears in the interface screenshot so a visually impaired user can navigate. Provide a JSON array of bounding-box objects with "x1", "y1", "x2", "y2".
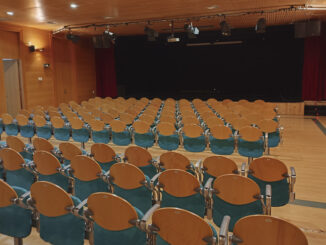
[{"x1": 167, "y1": 36, "x2": 180, "y2": 42}]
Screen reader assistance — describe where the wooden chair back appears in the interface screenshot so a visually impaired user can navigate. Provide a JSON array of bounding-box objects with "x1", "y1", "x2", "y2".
[
  {"x1": 159, "y1": 152, "x2": 190, "y2": 171},
  {"x1": 110, "y1": 163, "x2": 146, "y2": 189},
  {"x1": 239, "y1": 126, "x2": 262, "y2": 142},
  {"x1": 183, "y1": 124, "x2": 203, "y2": 138},
  {"x1": 34, "y1": 151, "x2": 61, "y2": 175},
  {"x1": 59, "y1": 142, "x2": 82, "y2": 161},
  {"x1": 71, "y1": 155, "x2": 102, "y2": 181},
  {"x1": 203, "y1": 156, "x2": 238, "y2": 178},
  {"x1": 6, "y1": 135, "x2": 25, "y2": 152},
  {"x1": 0, "y1": 180, "x2": 18, "y2": 208},
  {"x1": 124, "y1": 146, "x2": 152, "y2": 167},
  {"x1": 91, "y1": 143, "x2": 116, "y2": 163},
  {"x1": 250, "y1": 157, "x2": 288, "y2": 182},
  {"x1": 0, "y1": 148, "x2": 25, "y2": 171}
]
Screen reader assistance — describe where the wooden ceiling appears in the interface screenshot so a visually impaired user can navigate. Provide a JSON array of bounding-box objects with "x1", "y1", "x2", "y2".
[{"x1": 0, "y1": 0, "x2": 325, "y2": 35}]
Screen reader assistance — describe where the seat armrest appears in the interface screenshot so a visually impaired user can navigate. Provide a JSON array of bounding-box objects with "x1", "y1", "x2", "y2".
[
  {"x1": 12, "y1": 191, "x2": 31, "y2": 209},
  {"x1": 290, "y1": 167, "x2": 296, "y2": 202},
  {"x1": 219, "y1": 215, "x2": 230, "y2": 245},
  {"x1": 265, "y1": 184, "x2": 272, "y2": 215},
  {"x1": 204, "y1": 177, "x2": 214, "y2": 190},
  {"x1": 141, "y1": 204, "x2": 160, "y2": 225},
  {"x1": 114, "y1": 154, "x2": 123, "y2": 162},
  {"x1": 240, "y1": 163, "x2": 246, "y2": 176},
  {"x1": 150, "y1": 173, "x2": 162, "y2": 189}
]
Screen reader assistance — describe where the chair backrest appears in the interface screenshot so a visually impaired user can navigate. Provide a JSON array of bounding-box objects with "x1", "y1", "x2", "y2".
[
  {"x1": 133, "y1": 120, "x2": 151, "y2": 134},
  {"x1": 59, "y1": 142, "x2": 82, "y2": 161},
  {"x1": 110, "y1": 163, "x2": 146, "y2": 189},
  {"x1": 257, "y1": 119, "x2": 278, "y2": 133},
  {"x1": 0, "y1": 180, "x2": 18, "y2": 208},
  {"x1": 203, "y1": 156, "x2": 238, "y2": 178},
  {"x1": 30, "y1": 181, "x2": 74, "y2": 217},
  {"x1": 119, "y1": 113, "x2": 134, "y2": 125},
  {"x1": 124, "y1": 146, "x2": 152, "y2": 167},
  {"x1": 6, "y1": 135, "x2": 25, "y2": 152},
  {"x1": 70, "y1": 117, "x2": 84, "y2": 130},
  {"x1": 51, "y1": 116, "x2": 65, "y2": 128},
  {"x1": 249, "y1": 157, "x2": 288, "y2": 182},
  {"x1": 159, "y1": 169, "x2": 200, "y2": 197},
  {"x1": 91, "y1": 143, "x2": 116, "y2": 163},
  {"x1": 89, "y1": 119, "x2": 105, "y2": 131},
  {"x1": 34, "y1": 115, "x2": 47, "y2": 127},
  {"x1": 239, "y1": 126, "x2": 262, "y2": 142},
  {"x1": 16, "y1": 114, "x2": 29, "y2": 126},
  {"x1": 233, "y1": 215, "x2": 308, "y2": 245},
  {"x1": 19, "y1": 109, "x2": 30, "y2": 118},
  {"x1": 206, "y1": 117, "x2": 224, "y2": 128},
  {"x1": 88, "y1": 192, "x2": 138, "y2": 231},
  {"x1": 71, "y1": 155, "x2": 102, "y2": 181},
  {"x1": 182, "y1": 117, "x2": 200, "y2": 126},
  {"x1": 34, "y1": 151, "x2": 61, "y2": 175},
  {"x1": 157, "y1": 122, "x2": 175, "y2": 136},
  {"x1": 33, "y1": 138, "x2": 54, "y2": 152},
  {"x1": 210, "y1": 126, "x2": 232, "y2": 139},
  {"x1": 0, "y1": 148, "x2": 25, "y2": 171},
  {"x1": 183, "y1": 124, "x2": 203, "y2": 138},
  {"x1": 100, "y1": 112, "x2": 114, "y2": 124},
  {"x1": 49, "y1": 111, "x2": 62, "y2": 118},
  {"x1": 213, "y1": 174, "x2": 261, "y2": 205},
  {"x1": 1, "y1": 113, "x2": 13, "y2": 124},
  {"x1": 159, "y1": 152, "x2": 190, "y2": 171},
  {"x1": 110, "y1": 120, "x2": 127, "y2": 133},
  {"x1": 152, "y1": 207, "x2": 214, "y2": 245},
  {"x1": 232, "y1": 118, "x2": 251, "y2": 131}
]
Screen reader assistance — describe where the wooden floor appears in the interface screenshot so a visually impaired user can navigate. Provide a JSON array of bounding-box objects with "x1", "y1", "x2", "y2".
[{"x1": 1, "y1": 115, "x2": 326, "y2": 244}]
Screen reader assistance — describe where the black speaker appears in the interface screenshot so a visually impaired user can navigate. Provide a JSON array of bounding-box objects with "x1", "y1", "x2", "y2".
[{"x1": 295, "y1": 20, "x2": 321, "y2": 38}]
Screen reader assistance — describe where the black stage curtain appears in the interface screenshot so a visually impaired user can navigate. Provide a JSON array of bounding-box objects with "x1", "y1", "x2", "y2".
[{"x1": 115, "y1": 25, "x2": 304, "y2": 101}]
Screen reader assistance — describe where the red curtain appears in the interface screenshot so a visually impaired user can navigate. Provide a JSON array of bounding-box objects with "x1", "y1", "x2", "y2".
[
  {"x1": 95, "y1": 47, "x2": 118, "y2": 98},
  {"x1": 302, "y1": 31, "x2": 326, "y2": 100}
]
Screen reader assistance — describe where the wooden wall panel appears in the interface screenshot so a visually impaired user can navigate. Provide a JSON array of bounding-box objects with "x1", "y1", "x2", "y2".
[
  {"x1": 21, "y1": 28, "x2": 55, "y2": 108},
  {"x1": 277, "y1": 102, "x2": 304, "y2": 115}
]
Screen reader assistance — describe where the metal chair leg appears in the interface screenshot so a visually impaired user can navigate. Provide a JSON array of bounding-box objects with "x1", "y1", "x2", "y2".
[
  {"x1": 248, "y1": 157, "x2": 253, "y2": 165},
  {"x1": 28, "y1": 138, "x2": 32, "y2": 144},
  {"x1": 14, "y1": 237, "x2": 23, "y2": 245},
  {"x1": 81, "y1": 142, "x2": 85, "y2": 149}
]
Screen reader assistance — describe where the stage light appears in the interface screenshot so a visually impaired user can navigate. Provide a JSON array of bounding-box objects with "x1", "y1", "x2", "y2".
[
  {"x1": 144, "y1": 26, "x2": 159, "y2": 41},
  {"x1": 103, "y1": 26, "x2": 116, "y2": 41},
  {"x1": 167, "y1": 21, "x2": 180, "y2": 42},
  {"x1": 256, "y1": 18, "x2": 266, "y2": 33},
  {"x1": 66, "y1": 32, "x2": 80, "y2": 43},
  {"x1": 184, "y1": 22, "x2": 199, "y2": 39},
  {"x1": 70, "y1": 3, "x2": 78, "y2": 8},
  {"x1": 220, "y1": 20, "x2": 231, "y2": 36},
  {"x1": 6, "y1": 11, "x2": 14, "y2": 16}
]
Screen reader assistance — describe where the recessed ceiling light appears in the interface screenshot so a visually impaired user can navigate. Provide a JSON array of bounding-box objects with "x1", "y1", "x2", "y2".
[
  {"x1": 6, "y1": 11, "x2": 14, "y2": 16},
  {"x1": 104, "y1": 16, "x2": 113, "y2": 19},
  {"x1": 47, "y1": 21, "x2": 57, "y2": 24},
  {"x1": 207, "y1": 5, "x2": 219, "y2": 10},
  {"x1": 70, "y1": 3, "x2": 78, "y2": 9}
]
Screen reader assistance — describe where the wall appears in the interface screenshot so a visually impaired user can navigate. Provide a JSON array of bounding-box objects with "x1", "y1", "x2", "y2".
[
  {"x1": 0, "y1": 23, "x2": 97, "y2": 114},
  {"x1": 53, "y1": 36, "x2": 96, "y2": 104}
]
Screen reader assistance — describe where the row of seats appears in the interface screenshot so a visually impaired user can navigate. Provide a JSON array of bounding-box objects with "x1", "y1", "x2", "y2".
[
  {"x1": 0, "y1": 97, "x2": 282, "y2": 158},
  {"x1": 0, "y1": 179, "x2": 308, "y2": 245}
]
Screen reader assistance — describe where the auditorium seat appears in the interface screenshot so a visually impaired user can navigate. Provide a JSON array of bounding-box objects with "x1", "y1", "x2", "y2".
[
  {"x1": 51, "y1": 116, "x2": 71, "y2": 141},
  {"x1": 0, "y1": 180, "x2": 32, "y2": 244},
  {"x1": 90, "y1": 143, "x2": 119, "y2": 171},
  {"x1": 149, "y1": 207, "x2": 217, "y2": 245},
  {"x1": 132, "y1": 120, "x2": 155, "y2": 148},
  {"x1": 200, "y1": 156, "x2": 239, "y2": 184},
  {"x1": 222, "y1": 215, "x2": 308, "y2": 245},
  {"x1": 33, "y1": 151, "x2": 70, "y2": 191},
  {"x1": 257, "y1": 119, "x2": 282, "y2": 154},
  {"x1": 109, "y1": 163, "x2": 153, "y2": 213},
  {"x1": 89, "y1": 119, "x2": 110, "y2": 144},
  {"x1": 124, "y1": 146, "x2": 158, "y2": 178},
  {"x1": 86, "y1": 192, "x2": 148, "y2": 245},
  {"x1": 182, "y1": 124, "x2": 206, "y2": 152},
  {"x1": 208, "y1": 125, "x2": 235, "y2": 155},
  {"x1": 59, "y1": 142, "x2": 84, "y2": 166},
  {"x1": 0, "y1": 148, "x2": 35, "y2": 190},
  {"x1": 238, "y1": 126, "x2": 264, "y2": 164},
  {"x1": 1, "y1": 113, "x2": 19, "y2": 136},
  {"x1": 205, "y1": 174, "x2": 270, "y2": 231},
  {"x1": 247, "y1": 157, "x2": 296, "y2": 207},
  {"x1": 110, "y1": 120, "x2": 132, "y2": 146},
  {"x1": 69, "y1": 117, "x2": 90, "y2": 149},
  {"x1": 156, "y1": 122, "x2": 180, "y2": 151},
  {"x1": 16, "y1": 114, "x2": 35, "y2": 143},
  {"x1": 158, "y1": 151, "x2": 197, "y2": 176},
  {"x1": 153, "y1": 169, "x2": 206, "y2": 217},
  {"x1": 33, "y1": 114, "x2": 52, "y2": 140},
  {"x1": 70, "y1": 155, "x2": 109, "y2": 200},
  {"x1": 29, "y1": 181, "x2": 85, "y2": 245},
  {"x1": 6, "y1": 135, "x2": 33, "y2": 160}
]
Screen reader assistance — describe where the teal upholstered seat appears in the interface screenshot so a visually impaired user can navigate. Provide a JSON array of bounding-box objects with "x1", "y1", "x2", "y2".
[
  {"x1": 238, "y1": 127, "x2": 264, "y2": 159},
  {"x1": 158, "y1": 169, "x2": 205, "y2": 217},
  {"x1": 5, "y1": 123, "x2": 19, "y2": 136},
  {"x1": 36, "y1": 124, "x2": 52, "y2": 140},
  {"x1": 19, "y1": 123, "x2": 35, "y2": 139},
  {"x1": 112, "y1": 131, "x2": 131, "y2": 146},
  {"x1": 209, "y1": 136, "x2": 234, "y2": 155},
  {"x1": 134, "y1": 132, "x2": 155, "y2": 148},
  {"x1": 209, "y1": 175, "x2": 265, "y2": 231},
  {"x1": 158, "y1": 133, "x2": 179, "y2": 151},
  {"x1": 53, "y1": 127, "x2": 71, "y2": 141},
  {"x1": 88, "y1": 193, "x2": 147, "y2": 245},
  {"x1": 92, "y1": 129, "x2": 110, "y2": 144},
  {"x1": 183, "y1": 135, "x2": 206, "y2": 152},
  {"x1": 0, "y1": 185, "x2": 32, "y2": 239}
]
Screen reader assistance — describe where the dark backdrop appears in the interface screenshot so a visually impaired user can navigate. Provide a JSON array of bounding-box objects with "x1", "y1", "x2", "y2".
[{"x1": 114, "y1": 25, "x2": 304, "y2": 101}]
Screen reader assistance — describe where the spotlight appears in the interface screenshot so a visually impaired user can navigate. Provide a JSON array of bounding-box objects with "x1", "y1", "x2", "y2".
[
  {"x1": 103, "y1": 26, "x2": 116, "y2": 41},
  {"x1": 167, "y1": 21, "x2": 180, "y2": 43},
  {"x1": 256, "y1": 18, "x2": 266, "y2": 34},
  {"x1": 220, "y1": 20, "x2": 231, "y2": 36},
  {"x1": 184, "y1": 22, "x2": 199, "y2": 39},
  {"x1": 144, "y1": 26, "x2": 158, "y2": 41},
  {"x1": 29, "y1": 45, "x2": 35, "y2": 52},
  {"x1": 66, "y1": 32, "x2": 80, "y2": 43}
]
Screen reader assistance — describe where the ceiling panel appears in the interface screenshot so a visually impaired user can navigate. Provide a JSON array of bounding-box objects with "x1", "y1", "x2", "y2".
[{"x1": 0, "y1": 0, "x2": 325, "y2": 35}]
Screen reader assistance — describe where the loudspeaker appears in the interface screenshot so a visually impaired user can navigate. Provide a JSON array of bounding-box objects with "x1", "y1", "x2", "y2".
[{"x1": 295, "y1": 20, "x2": 321, "y2": 38}]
